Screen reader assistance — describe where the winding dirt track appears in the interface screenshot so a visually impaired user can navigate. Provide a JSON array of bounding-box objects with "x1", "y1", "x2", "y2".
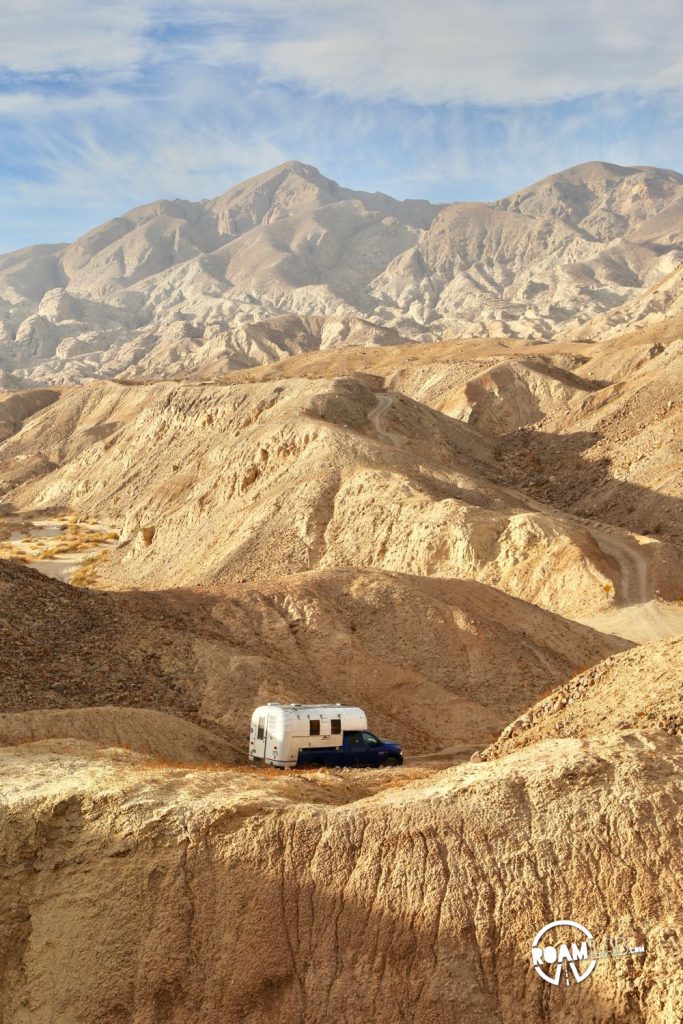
[
  {"x1": 580, "y1": 528, "x2": 683, "y2": 642},
  {"x1": 367, "y1": 393, "x2": 407, "y2": 447}
]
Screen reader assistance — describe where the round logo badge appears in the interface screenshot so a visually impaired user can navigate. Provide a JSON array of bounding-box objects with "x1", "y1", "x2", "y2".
[{"x1": 531, "y1": 920, "x2": 598, "y2": 986}]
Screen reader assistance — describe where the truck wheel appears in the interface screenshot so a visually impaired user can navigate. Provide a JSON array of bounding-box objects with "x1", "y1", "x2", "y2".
[{"x1": 384, "y1": 756, "x2": 401, "y2": 767}]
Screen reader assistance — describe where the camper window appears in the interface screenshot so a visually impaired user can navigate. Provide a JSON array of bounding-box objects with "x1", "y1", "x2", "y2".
[
  {"x1": 257, "y1": 716, "x2": 265, "y2": 740},
  {"x1": 331, "y1": 719, "x2": 341, "y2": 735},
  {"x1": 309, "y1": 720, "x2": 320, "y2": 736}
]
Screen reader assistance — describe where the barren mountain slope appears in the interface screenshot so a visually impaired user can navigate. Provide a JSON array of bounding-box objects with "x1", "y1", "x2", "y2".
[
  {"x1": 390, "y1": 329, "x2": 683, "y2": 553},
  {"x1": 135, "y1": 313, "x2": 409, "y2": 381},
  {"x1": 356, "y1": 160, "x2": 683, "y2": 337},
  {"x1": 2, "y1": 376, "x2": 681, "y2": 621},
  {"x1": 492, "y1": 335, "x2": 683, "y2": 546},
  {"x1": 0, "y1": 729, "x2": 680, "y2": 1023},
  {"x1": 0, "y1": 162, "x2": 439, "y2": 385},
  {"x1": 567, "y1": 263, "x2": 683, "y2": 342},
  {"x1": 0, "y1": 387, "x2": 60, "y2": 441},
  {"x1": 1, "y1": 161, "x2": 682, "y2": 385},
  {"x1": 218, "y1": 333, "x2": 595, "y2": 409},
  {"x1": 0, "y1": 556, "x2": 220, "y2": 723},
  {"x1": 0, "y1": 559, "x2": 627, "y2": 756},
  {"x1": 484, "y1": 635, "x2": 683, "y2": 760},
  {"x1": 229, "y1": 329, "x2": 683, "y2": 547}
]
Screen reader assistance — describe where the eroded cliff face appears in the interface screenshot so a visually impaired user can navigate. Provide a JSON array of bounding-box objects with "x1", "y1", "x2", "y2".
[{"x1": 1, "y1": 731, "x2": 680, "y2": 1024}]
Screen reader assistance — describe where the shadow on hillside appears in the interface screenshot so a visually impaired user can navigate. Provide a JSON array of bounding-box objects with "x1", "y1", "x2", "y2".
[
  {"x1": 495, "y1": 427, "x2": 683, "y2": 548},
  {"x1": 24, "y1": 774, "x2": 659, "y2": 1024}
]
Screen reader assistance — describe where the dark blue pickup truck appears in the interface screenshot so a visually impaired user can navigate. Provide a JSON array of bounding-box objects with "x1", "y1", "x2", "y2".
[{"x1": 296, "y1": 730, "x2": 403, "y2": 769}]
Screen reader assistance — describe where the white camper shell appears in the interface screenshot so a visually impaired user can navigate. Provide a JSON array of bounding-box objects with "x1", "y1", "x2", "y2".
[{"x1": 249, "y1": 703, "x2": 367, "y2": 768}]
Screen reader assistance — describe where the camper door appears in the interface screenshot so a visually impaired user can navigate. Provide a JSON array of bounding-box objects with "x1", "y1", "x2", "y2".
[
  {"x1": 263, "y1": 711, "x2": 279, "y2": 762},
  {"x1": 252, "y1": 711, "x2": 267, "y2": 760},
  {"x1": 252, "y1": 710, "x2": 279, "y2": 762}
]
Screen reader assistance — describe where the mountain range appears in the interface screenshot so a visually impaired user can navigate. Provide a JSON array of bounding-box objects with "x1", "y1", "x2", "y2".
[{"x1": 1, "y1": 159, "x2": 682, "y2": 386}]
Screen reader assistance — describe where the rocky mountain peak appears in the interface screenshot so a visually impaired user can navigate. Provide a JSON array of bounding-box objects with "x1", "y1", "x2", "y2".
[{"x1": 0, "y1": 159, "x2": 682, "y2": 386}]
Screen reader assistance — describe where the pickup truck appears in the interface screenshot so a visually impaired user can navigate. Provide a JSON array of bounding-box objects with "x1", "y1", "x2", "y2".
[{"x1": 296, "y1": 730, "x2": 403, "y2": 769}]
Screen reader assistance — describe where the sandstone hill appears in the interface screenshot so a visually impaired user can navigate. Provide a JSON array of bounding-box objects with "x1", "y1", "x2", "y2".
[
  {"x1": 0, "y1": 729, "x2": 679, "y2": 1023},
  {"x1": 483, "y1": 634, "x2": 683, "y2": 760},
  {"x1": 1, "y1": 160, "x2": 683, "y2": 385},
  {"x1": 0, "y1": 376, "x2": 679, "y2": 630},
  {"x1": 2, "y1": 374, "x2": 682, "y2": 628},
  {"x1": 225, "y1": 328, "x2": 683, "y2": 550},
  {"x1": 0, "y1": 558, "x2": 628, "y2": 758}
]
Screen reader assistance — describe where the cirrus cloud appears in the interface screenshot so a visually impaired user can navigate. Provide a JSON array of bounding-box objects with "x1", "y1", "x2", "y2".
[{"x1": 0, "y1": 0, "x2": 682, "y2": 251}]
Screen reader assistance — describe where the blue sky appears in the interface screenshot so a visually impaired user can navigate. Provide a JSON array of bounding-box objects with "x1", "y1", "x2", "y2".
[{"x1": 1, "y1": 0, "x2": 682, "y2": 252}]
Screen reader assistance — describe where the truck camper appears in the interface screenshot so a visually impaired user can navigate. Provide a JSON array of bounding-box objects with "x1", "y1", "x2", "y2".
[{"x1": 249, "y1": 703, "x2": 403, "y2": 769}]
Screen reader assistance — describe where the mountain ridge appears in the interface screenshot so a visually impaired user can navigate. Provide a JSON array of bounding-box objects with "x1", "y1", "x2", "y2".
[{"x1": 1, "y1": 159, "x2": 682, "y2": 386}]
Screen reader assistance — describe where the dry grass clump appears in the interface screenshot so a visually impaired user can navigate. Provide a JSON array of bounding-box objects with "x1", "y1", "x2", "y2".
[
  {"x1": 17, "y1": 523, "x2": 119, "y2": 561},
  {"x1": 71, "y1": 552, "x2": 107, "y2": 588},
  {"x1": 45, "y1": 537, "x2": 109, "y2": 556},
  {"x1": 0, "y1": 516, "x2": 118, "y2": 589}
]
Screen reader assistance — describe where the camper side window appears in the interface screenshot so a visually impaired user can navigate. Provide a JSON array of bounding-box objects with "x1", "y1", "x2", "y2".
[
  {"x1": 257, "y1": 716, "x2": 265, "y2": 740},
  {"x1": 309, "y1": 720, "x2": 320, "y2": 736},
  {"x1": 331, "y1": 719, "x2": 341, "y2": 735}
]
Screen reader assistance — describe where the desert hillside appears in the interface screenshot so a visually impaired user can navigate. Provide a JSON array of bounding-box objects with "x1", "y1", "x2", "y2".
[
  {"x1": 1, "y1": 729, "x2": 680, "y2": 1023},
  {"x1": 2, "y1": 369, "x2": 682, "y2": 633},
  {"x1": 483, "y1": 635, "x2": 683, "y2": 759},
  {"x1": 225, "y1": 327, "x2": 683, "y2": 548},
  {"x1": 1, "y1": 160, "x2": 683, "y2": 385},
  {"x1": 0, "y1": 558, "x2": 628, "y2": 757}
]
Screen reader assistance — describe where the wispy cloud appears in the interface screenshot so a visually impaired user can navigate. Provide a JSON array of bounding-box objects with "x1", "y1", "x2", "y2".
[
  {"x1": 0, "y1": 0, "x2": 150, "y2": 76},
  {"x1": 246, "y1": 0, "x2": 683, "y2": 106},
  {"x1": 3, "y1": 0, "x2": 682, "y2": 103},
  {"x1": 0, "y1": 1, "x2": 682, "y2": 251}
]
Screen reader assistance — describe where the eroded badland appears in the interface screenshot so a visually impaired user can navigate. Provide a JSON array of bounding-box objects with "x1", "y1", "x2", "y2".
[{"x1": 0, "y1": 161, "x2": 682, "y2": 1023}]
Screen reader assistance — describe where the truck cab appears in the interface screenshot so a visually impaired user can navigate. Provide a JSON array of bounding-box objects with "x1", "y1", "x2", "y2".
[{"x1": 296, "y1": 730, "x2": 403, "y2": 769}]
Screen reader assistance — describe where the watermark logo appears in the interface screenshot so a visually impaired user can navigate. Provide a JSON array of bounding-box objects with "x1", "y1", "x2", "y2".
[
  {"x1": 531, "y1": 920, "x2": 646, "y2": 986},
  {"x1": 531, "y1": 920, "x2": 597, "y2": 986}
]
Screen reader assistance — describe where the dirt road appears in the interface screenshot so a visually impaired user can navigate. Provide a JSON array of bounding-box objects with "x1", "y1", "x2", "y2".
[
  {"x1": 367, "y1": 392, "x2": 407, "y2": 447},
  {"x1": 580, "y1": 528, "x2": 683, "y2": 642}
]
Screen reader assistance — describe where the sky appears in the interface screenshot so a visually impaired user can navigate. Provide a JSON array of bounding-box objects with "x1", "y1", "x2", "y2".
[{"x1": 1, "y1": 0, "x2": 682, "y2": 252}]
